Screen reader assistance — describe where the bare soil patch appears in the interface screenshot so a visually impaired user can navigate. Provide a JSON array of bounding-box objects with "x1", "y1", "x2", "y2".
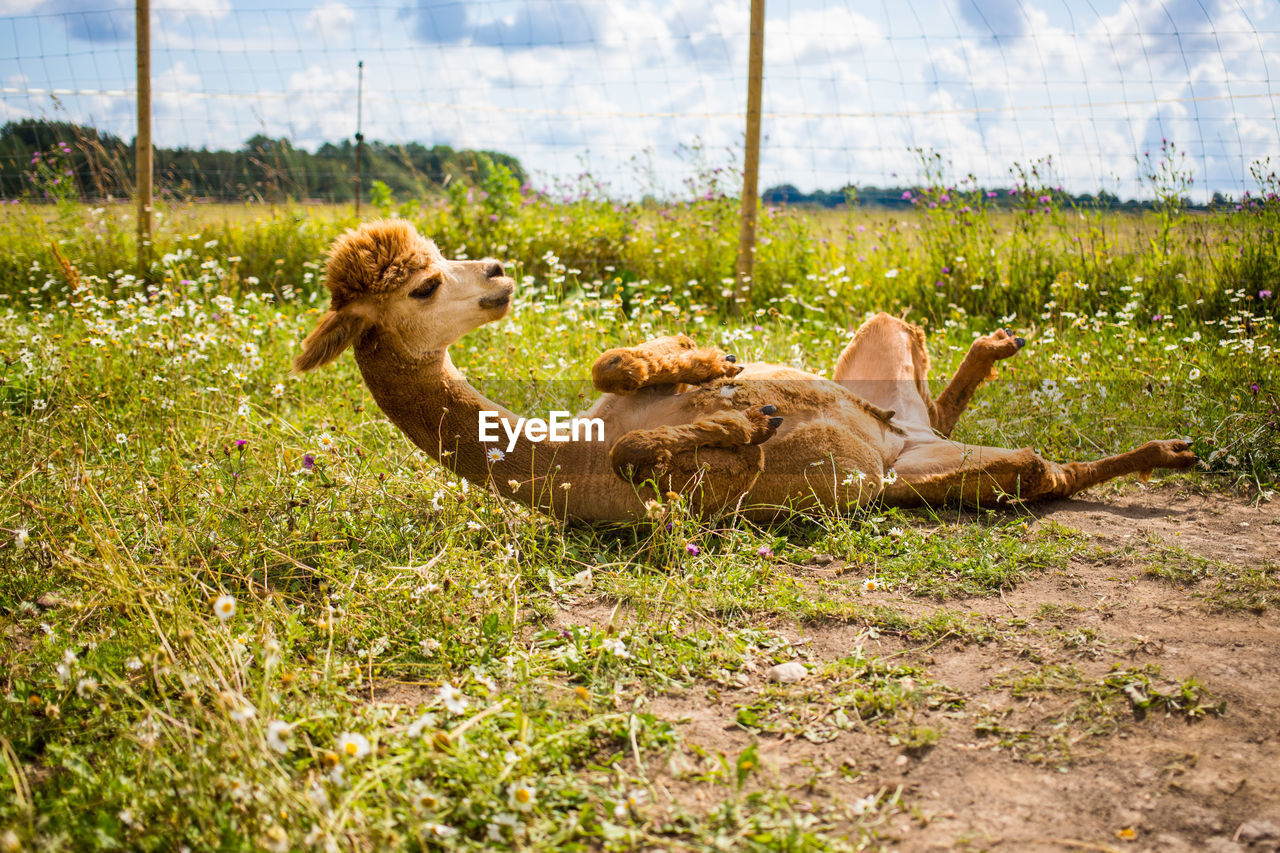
[{"x1": 629, "y1": 485, "x2": 1280, "y2": 851}]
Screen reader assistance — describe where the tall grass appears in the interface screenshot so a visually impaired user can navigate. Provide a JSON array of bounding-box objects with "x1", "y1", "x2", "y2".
[{"x1": 0, "y1": 152, "x2": 1277, "y2": 850}]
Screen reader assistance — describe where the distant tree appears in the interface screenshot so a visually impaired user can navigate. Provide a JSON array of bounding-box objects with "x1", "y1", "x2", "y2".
[{"x1": 0, "y1": 119, "x2": 527, "y2": 203}]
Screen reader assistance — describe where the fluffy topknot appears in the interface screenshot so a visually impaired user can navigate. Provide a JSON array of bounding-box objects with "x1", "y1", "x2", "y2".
[{"x1": 324, "y1": 219, "x2": 440, "y2": 311}]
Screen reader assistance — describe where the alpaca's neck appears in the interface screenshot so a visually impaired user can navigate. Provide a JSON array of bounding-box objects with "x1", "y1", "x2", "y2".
[{"x1": 353, "y1": 342, "x2": 633, "y2": 519}]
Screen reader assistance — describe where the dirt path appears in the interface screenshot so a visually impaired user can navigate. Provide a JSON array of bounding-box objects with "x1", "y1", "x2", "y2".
[{"x1": 582, "y1": 486, "x2": 1280, "y2": 851}]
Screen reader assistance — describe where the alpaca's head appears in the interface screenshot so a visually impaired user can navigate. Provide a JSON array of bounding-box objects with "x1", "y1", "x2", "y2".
[{"x1": 293, "y1": 219, "x2": 514, "y2": 372}]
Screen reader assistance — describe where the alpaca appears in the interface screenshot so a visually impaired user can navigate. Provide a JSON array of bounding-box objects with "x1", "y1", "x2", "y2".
[{"x1": 293, "y1": 220, "x2": 1196, "y2": 522}]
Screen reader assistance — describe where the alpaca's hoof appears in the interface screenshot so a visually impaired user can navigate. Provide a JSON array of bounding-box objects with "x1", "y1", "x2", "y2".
[{"x1": 743, "y1": 406, "x2": 783, "y2": 444}]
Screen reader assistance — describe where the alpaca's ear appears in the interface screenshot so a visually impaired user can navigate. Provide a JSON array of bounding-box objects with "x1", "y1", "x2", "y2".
[{"x1": 293, "y1": 307, "x2": 370, "y2": 372}]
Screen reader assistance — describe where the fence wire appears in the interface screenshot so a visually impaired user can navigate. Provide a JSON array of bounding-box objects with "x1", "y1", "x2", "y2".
[{"x1": 1, "y1": 0, "x2": 1278, "y2": 202}]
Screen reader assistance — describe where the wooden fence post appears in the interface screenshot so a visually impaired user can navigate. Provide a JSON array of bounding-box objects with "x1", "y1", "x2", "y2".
[
  {"x1": 135, "y1": 0, "x2": 152, "y2": 277},
  {"x1": 733, "y1": 0, "x2": 766, "y2": 314}
]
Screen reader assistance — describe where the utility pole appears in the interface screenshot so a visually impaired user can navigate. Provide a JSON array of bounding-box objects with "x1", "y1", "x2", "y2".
[
  {"x1": 732, "y1": 0, "x2": 765, "y2": 315},
  {"x1": 135, "y1": 0, "x2": 152, "y2": 277},
  {"x1": 354, "y1": 60, "x2": 364, "y2": 216}
]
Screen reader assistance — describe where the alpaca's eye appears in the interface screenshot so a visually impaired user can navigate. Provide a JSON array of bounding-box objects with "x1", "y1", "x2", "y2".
[{"x1": 409, "y1": 277, "x2": 441, "y2": 300}]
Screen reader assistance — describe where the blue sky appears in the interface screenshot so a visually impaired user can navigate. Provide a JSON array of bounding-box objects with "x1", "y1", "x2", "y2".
[{"x1": 2, "y1": 0, "x2": 1278, "y2": 198}]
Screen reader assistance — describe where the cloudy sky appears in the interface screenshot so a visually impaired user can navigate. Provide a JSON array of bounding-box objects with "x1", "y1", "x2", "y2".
[{"x1": 2, "y1": 0, "x2": 1278, "y2": 198}]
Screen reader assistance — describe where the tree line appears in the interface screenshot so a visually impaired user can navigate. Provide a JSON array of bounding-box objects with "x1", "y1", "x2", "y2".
[
  {"x1": 761, "y1": 183, "x2": 1224, "y2": 212},
  {"x1": 0, "y1": 119, "x2": 526, "y2": 203}
]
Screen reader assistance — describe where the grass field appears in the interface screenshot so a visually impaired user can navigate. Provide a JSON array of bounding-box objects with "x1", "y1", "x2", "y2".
[{"x1": 1, "y1": 180, "x2": 1279, "y2": 850}]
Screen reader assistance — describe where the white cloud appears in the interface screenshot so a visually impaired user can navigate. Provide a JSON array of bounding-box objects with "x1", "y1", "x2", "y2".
[
  {"x1": 305, "y1": 2, "x2": 356, "y2": 43},
  {"x1": 2, "y1": 0, "x2": 1277, "y2": 198}
]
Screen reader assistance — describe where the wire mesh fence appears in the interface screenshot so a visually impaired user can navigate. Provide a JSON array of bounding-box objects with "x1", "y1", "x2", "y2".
[{"x1": 1, "y1": 0, "x2": 1279, "y2": 204}]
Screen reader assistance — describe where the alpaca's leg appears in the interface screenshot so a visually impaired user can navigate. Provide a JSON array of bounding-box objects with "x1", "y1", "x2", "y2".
[
  {"x1": 930, "y1": 329, "x2": 1025, "y2": 437},
  {"x1": 884, "y1": 438, "x2": 1196, "y2": 507},
  {"x1": 592, "y1": 335, "x2": 741, "y2": 394},
  {"x1": 832, "y1": 313, "x2": 934, "y2": 430},
  {"x1": 610, "y1": 407, "x2": 782, "y2": 483}
]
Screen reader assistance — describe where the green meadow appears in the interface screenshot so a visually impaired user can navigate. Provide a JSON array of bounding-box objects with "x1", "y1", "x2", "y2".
[{"x1": 1, "y1": 157, "x2": 1278, "y2": 850}]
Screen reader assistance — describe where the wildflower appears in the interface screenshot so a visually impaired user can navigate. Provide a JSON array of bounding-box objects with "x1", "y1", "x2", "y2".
[
  {"x1": 271, "y1": 382, "x2": 285, "y2": 398},
  {"x1": 213, "y1": 594, "x2": 236, "y2": 622},
  {"x1": 262, "y1": 826, "x2": 289, "y2": 853},
  {"x1": 863, "y1": 578, "x2": 880, "y2": 592},
  {"x1": 1261, "y1": 290, "x2": 1273, "y2": 299},
  {"x1": 685, "y1": 543, "x2": 700, "y2": 556},
  {"x1": 420, "y1": 637, "x2": 442, "y2": 656},
  {"x1": 266, "y1": 720, "x2": 292, "y2": 753},
  {"x1": 236, "y1": 401, "x2": 251, "y2": 418},
  {"x1": 507, "y1": 781, "x2": 537, "y2": 812},
  {"x1": 602, "y1": 637, "x2": 630, "y2": 658},
  {"x1": 302, "y1": 453, "x2": 316, "y2": 470},
  {"x1": 487, "y1": 812, "x2": 521, "y2": 841},
  {"x1": 317, "y1": 433, "x2": 336, "y2": 452},
  {"x1": 438, "y1": 682, "x2": 469, "y2": 715},
  {"x1": 485, "y1": 447, "x2": 505, "y2": 463},
  {"x1": 508, "y1": 479, "x2": 520, "y2": 491},
  {"x1": 115, "y1": 433, "x2": 128, "y2": 445},
  {"x1": 13, "y1": 527, "x2": 29, "y2": 551},
  {"x1": 424, "y1": 823, "x2": 458, "y2": 839},
  {"x1": 881, "y1": 469, "x2": 899, "y2": 486},
  {"x1": 409, "y1": 786, "x2": 444, "y2": 810},
  {"x1": 229, "y1": 700, "x2": 256, "y2": 723},
  {"x1": 884, "y1": 269, "x2": 899, "y2": 279},
  {"x1": 75, "y1": 677, "x2": 98, "y2": 698},
  {"x1": 235, "y1": 439, "x2": 247, "y2": 448},
  {"x1": 644, "y1": 499, "x2": 664, "y2": 520},
  {"x1": 757, "y1": 544, "x2": 773, "y2": 558},
  {"x1": 852, "y1": 794, "x2": 877, "y2": 815},
  {"x1": 1188, "y1": 368, "x2": 1201, "y2": 381},
  {"x1": 407, "y1": 712, "x2": 438, "y2": 739},
  {"x1": 888, "y1": 527, "x2": 904, "y2": 540},
  {"x1": 125, "y1": 657, "x2": 142, "y2": 672},
  {"x1": 337, "y1": 731, "x2": 370, "y2": 759},
  {"x1": 1226, "y1": 454, "x2": 1239, "y2": 467}
]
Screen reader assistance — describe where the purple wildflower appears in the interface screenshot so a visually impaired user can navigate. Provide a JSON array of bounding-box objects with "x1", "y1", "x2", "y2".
[
  {"x1": 685, "y1": 543, "x2": 700, "y2": 556},
  {"x1": 235, "y1": 439, "x2": 247, "y2": 448},
  {"x1": 1260, "y1": 290, "x2": 1273, "y2": 299},
  {"x1": 756, "y1": 545, "x2": 773, "y2": 558},
  {"x1": 302, "y1": 453, "x2": 316, "y2": 470}
]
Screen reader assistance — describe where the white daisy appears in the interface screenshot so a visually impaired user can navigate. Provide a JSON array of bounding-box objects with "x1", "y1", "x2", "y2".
[
  {"x1": 317, "y1": 433, "x2": 336, "y2": 452},
  {"x1": 602, "y1": 637, "x2": 630, "y2": 658},
  {"x1": 507, "y1": 781, "x2": 537, "y2": 812},
  {"x1": 337, "y1": 731, "x2": 370, "y2": 760},
  {"x1": 485, "y1": 447, "x2": 506, "y2": 463},
  {"x1": 213, "y1": 594, "x2": 236, "y2": 622},
  {"x1": 438, "y1": 682, "x2": 469, "y2": 715},
  {"x1": 266, "y1": 720, "x2": 292, "y2": 754}
]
